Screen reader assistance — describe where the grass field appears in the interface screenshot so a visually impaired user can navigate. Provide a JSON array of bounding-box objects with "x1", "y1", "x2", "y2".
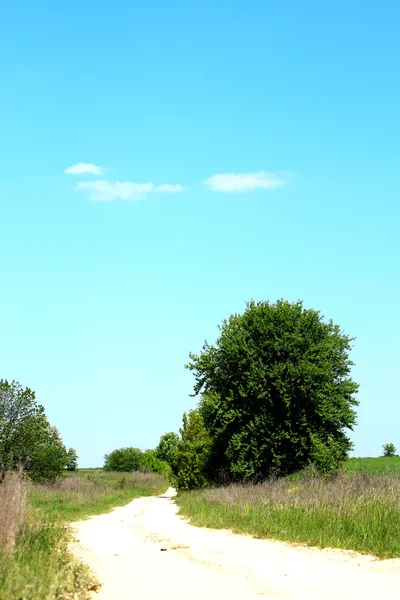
[
  {"x1": 0, "y1": 470, "x2": 167, "y2": 600},
  {"x1": 345, "y1": 456, "x2": 400, "y2": 474},
  {"x1": 176, "y1": 457, "x2": 400, "y2": 560}
]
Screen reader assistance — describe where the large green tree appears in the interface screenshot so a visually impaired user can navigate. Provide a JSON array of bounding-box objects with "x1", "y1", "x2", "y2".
[{"x1": 187, "y1": 300, "x2": 359, "y2": 482}]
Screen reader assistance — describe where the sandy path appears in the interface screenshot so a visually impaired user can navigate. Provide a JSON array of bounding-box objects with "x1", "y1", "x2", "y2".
[{"x1": 71, "y1": 488, "x2": 400, "y2": 599}]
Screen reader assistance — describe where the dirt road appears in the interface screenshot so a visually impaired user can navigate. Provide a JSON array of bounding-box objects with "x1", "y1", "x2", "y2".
[{"x1": 71, "y1": 488, "x2": 400, "y2": 599}]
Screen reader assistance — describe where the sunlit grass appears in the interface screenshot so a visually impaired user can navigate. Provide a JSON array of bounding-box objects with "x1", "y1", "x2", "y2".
[
  {"x1": 176, "y1": 469, "x2": 400, "y2": 559},
  {"x1": 344, "y1": 456, "x2": 400, "y2": 474}
]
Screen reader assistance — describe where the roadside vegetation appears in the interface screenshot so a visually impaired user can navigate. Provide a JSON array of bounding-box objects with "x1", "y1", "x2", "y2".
[
  {"x1": 176, "y1": 464, "x2": 400, "y2": 559},
  {"x1": 0, "y1": 470, "x2": 167, "y2": 600}
]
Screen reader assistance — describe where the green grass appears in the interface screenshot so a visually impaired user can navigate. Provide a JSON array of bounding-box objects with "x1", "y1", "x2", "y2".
[
  {"x1": 29, "y1": 470, "x2": 167, "y2": 522},
  {"x1": 0, "y1": 470, "x2": 167, "y2": 600},
  {"x1": 344, "y1": 456, "x2": 400, "y2": 474},
  {"x1": 175, "y1": 470, "x2": 400, "y2": 560}
]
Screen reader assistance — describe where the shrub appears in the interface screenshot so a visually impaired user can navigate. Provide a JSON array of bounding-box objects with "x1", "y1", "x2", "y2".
[
  {"x1": 173, "y1": 410, "x2": 211, "y2": 490},
  {"x1": 155, "y1": 432, "x2": 180, "y2": 466},
  {"x1": 140, "y1": 449, "x2": 172, "y2": 479},
  {"x1": 103, "y1": 447, "x2": 143, "y2": 472},
  {"x1": 28, "y1": 445, "x2": 68, "y2": 483}
]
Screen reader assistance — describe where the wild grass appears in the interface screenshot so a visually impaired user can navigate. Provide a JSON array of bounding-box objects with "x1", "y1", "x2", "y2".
[
  {"x1": 0, "y1": 468, "x2": 26, "y2": 565},
  {"x1": 0, "y1": 470, "x2": 167, "y2": 599},
  {"x1": 176, "y1": 470, "x2": 400, "y2": 559},
  {"x1": 30, "y1": 470, "x2": 167, "y2": 522}
]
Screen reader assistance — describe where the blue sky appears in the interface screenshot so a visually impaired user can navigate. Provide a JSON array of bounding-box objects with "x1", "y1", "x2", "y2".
[{"x1": 1, "y1": 1, "x2": 399, "y2": 466}]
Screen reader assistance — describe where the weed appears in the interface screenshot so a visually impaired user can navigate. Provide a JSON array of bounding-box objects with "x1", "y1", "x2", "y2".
[{"x1": 0, "y1": 467, "x2": 26, "y2": 567}]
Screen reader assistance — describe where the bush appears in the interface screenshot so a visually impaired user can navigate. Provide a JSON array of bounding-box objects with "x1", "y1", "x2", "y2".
[
  {"x1": 173, "y1": 410, "x2": 211, "y2": 490},
  {"x1": 140, "y1": 450, "x2": 172, "y2": 479},
  {"x1": 103, "y1": 447, "x2": 143, "y2": 472},
  {"x1": 28, "y1": 446, "x2": 68, "y2": 483},
  {"x1": 155, "y1": 432, "x2": 179, "y2": 466}
]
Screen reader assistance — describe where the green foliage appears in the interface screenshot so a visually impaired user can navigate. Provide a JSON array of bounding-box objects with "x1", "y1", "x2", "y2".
[
  {"x1": 28, "y1": 445, "x2": 68, "y2": 483},
  {"x1": 382, "y1": 443, "x2": 397, "y2": 457},
  {"x1": 187, "y1": 300, "x2": 359, "y2": 482},
  {"x1": 140, "y1": 449, "x2": 172, "y2": 478},
  {"x1": 103, "y1": 446, "x2": 172, "y2": 478},
  {"x1": 66, "y1": 447, "x2": 79, "y2": 471},
  {"x1": 309, "y1": 433, "x2": 348, "y2": 476},
  {"x1": 0, "y1": 380, "x2": 68, "y2": 481},
  {"x1": 155, "y1": 431, "x2": 180, "y2": 465},
  {"x1": 0, "y1": 380, "x2": 46, "y2": 470},
  {"x1": 103, "y1": 447, "x2": 143, "y2": 472},
  {"x1": 173, "y1": 410, "x2": 211, "y2": 490}
]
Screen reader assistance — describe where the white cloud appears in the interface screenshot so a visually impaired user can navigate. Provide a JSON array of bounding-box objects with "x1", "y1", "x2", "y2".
[
  {"x1": 203, "y1": 171, "x2": 286, "y2": 192},
  {"x1": 155, "y1": 183, "x2": 184, "y2": 193},
  {"x1": 76, "y1": 180, "x2": 184, "y2": 201},
  {"x1": 64, "y1": 162, "x2": 105, "y2": 176}
]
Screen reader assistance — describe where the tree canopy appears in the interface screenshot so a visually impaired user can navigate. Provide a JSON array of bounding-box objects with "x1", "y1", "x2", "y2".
[
  {"x1": 186, "y1": 300, "x2": 359, "y2": 483},
  {"x1": 104, "y1": 447, "x2": 143, "y2": 472},
  {"x1": 155, "y1": 432, "x2": 179, "y2": 465},
  {"x1": 382, "y1": 443, "x2": 397, "y2": 457},
  {"x1": 0, "y1": 379, "x2": 68, "y2": 481},
  {"x1": 103, "y1": 446, "x2": 171, "y2": 477},
  {"x1": 66, "y1": 448, "x2": 79, "y2": 471},
  {"x1": 173, "y1": 410, "x2": 211, "y2": 490}
]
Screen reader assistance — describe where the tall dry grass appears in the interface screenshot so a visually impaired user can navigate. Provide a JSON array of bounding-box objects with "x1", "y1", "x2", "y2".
[
  {"x1": 30, "y1": 470, "x2": 167, "y2": 520},
  {"x1": 176, "y1": 471, "x2": 400, "y2": 558},
  {"x1": 203, "y1": 470, "x2": 400, "y2": 508},
  {"x1": 0, "y1": 468, "x2": 26, "y2": 565}
]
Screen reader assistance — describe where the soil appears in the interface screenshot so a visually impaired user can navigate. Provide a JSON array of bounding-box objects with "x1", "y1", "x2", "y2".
[{"x1": 71, "y1": 487, "x2": 400, "y2": 599}]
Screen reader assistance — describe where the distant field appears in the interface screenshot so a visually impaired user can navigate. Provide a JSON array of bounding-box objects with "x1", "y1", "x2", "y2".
[{"x1": 345, "y1": 456, "x2": 400, "y2": 474}]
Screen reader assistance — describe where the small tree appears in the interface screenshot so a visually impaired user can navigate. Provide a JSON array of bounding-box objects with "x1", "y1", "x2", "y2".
[
  {"x1": 0, "y1": 379, "x2": 68, "y2": 482},
  {"x1": 29, "y1": 445, "x2": 68, "y2": 483},
  {"x1": 0, "y1": 380, "x2": 46, "y2": 472},
  {"x1": 173, "y1": 410, "x2": 211, "y2": 490},
  {"x1": 155, "y1": 432, "x2": 179, "y2": 466},
  {"x1": 383, "y1": 443, "x2": 397, "y2": 457},
  {"x1": 103, "y1": 447, "x2": 143, "y2": 472},
  {"x1": 66, "y1": 448, "x2": 79, "y2": 471}
]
